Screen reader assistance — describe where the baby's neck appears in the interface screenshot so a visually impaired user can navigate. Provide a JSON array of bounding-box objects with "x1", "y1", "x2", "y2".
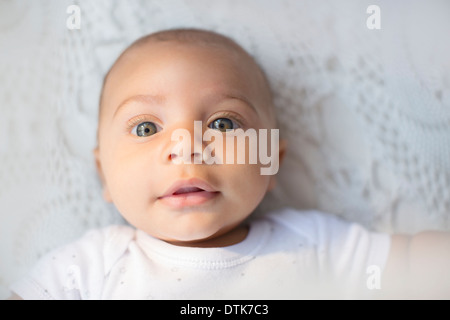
[{"x1": 165, "y1": 225, "x2": 249, "y2": 248}]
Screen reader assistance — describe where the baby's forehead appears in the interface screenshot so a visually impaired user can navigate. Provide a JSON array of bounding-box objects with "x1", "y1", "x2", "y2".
[
  {"x1": 115, "y1": 36, "x2": 258, "y2": 80},
  {"x1": 100, "y1": 30, "x2": 275, "y2": 126},
  {"x1": 106, "y1": 30, "x2": 267, "y2": 89}
]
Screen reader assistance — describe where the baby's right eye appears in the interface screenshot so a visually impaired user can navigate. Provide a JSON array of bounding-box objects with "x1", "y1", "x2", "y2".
[{"x1": 132, "y1": 122, "x2": 158, "y2": 137}]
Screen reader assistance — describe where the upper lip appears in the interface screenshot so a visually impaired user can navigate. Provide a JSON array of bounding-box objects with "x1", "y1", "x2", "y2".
[{"x1": 158, "y1": 178, "x2": 218, "y2": 198}]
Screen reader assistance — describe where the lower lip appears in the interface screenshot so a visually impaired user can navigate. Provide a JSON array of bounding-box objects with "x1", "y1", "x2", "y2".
[{"x1": 158, "y1": 191, "x2": 219, "y2": 209}]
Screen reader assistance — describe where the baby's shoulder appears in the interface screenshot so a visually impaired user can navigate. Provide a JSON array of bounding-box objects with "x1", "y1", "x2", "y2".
[
  {"x1": 10, "y1": 224, "x2": 137, "y2": 300},
  {"x1": 66, "y1": 224, "x2": 136, "y2": 248},
  {"x1": 261, "y1": 207, "x2": 362, "y2": 244},
  {"x1": 71, "y1": 224, "x2": 136, "y2": 255},
  {"x1": 263, "y1": 207, "x2": 346, "y2": 228},
  {"x1": 92, "y1": 224, "x2": 136, "y2": 245},
  {"x1": 43, "y1": 224, "x2": 137, "y2": 271}
]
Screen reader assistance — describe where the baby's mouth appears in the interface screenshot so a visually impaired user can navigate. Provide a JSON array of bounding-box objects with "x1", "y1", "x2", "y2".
[
  {"x1": 158, "y1": 178, "x2": 219, "y2": 209},
  {"x1": 172, "y1": 186, "x2": 205, "y2": 195}
]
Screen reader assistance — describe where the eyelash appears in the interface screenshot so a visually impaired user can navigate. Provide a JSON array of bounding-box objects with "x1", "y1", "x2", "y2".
[
  {"x1": 208, "y1": 111, "x2": 247, "y2": 129},
  {"x1": 126, "y1": 111, "x2": 247, "y2": 134},
  {"x1": 127, "y1": 115, "x2": 161, "y2": 135}
]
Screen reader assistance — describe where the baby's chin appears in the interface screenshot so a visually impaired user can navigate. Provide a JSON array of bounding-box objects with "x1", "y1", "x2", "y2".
[
  {"x1": 155, "y1": 224, "x2": 240, "y2": 247},
  {"x1": 159, "y1": 232, "x2": 219, "y2": 247},
  {"x1": 162, "y1": 237, "x2": 211, "y2": 247},
  {"x1": 139, "y1": 222, "x2": 216, "y2": 245},
  {"x1": 163, "y1": 227, "x2": 222, "y2": 243}
]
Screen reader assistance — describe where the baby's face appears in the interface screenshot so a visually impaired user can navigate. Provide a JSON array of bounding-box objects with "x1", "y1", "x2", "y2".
[{"x1": 95, "y1": 40, "x2": 282, "y2": 245}]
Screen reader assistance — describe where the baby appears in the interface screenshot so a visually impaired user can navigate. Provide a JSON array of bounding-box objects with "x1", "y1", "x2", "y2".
[{"x1": 9, "y1": 28, "x2": 450, "y2": 299}]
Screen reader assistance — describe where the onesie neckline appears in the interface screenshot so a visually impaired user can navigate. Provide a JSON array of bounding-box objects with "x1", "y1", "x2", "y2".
[{"x1": 135, "y1": 217, "x2": 271, "y2": 269}]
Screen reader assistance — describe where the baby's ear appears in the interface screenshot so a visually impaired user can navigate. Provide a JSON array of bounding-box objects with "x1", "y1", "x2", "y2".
[
  {"x1": 93, "y1": 147, "x2": 113, "y2": 203},
  {"x1": 267, "y1": 139, "x2": 287, "y2": 191}
]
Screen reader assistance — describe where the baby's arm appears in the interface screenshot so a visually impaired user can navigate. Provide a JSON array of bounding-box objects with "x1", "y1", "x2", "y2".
[{"x1": 383, "y1": 232, "x2": 450, "y2": 299}]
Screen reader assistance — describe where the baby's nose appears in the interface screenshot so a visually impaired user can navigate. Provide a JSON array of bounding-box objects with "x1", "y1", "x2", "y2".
[
  {"x1": 166, "y1": 121, "x2": 205, "y2": 165},
  {"x1": 168, "y1": 149, "x2": 203, "y2": 164}
]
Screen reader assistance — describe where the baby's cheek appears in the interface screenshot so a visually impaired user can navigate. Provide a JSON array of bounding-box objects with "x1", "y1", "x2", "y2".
[
  {"x1": 214, "y1": 132, "x2": 263, "y2": 165},
  {"x1": 105, "y1": 159, "x2": 151, "y2": 213},
  {"x1": 223, "y1": 163, "x2": 270, "y2": 203}
]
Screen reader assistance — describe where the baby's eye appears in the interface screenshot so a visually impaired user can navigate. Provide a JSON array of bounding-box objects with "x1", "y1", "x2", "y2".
[
  {"x1": 133, "y1": 122, "x2": 158, "y2": 137},
  {"x1": 208, "y1": 118, "x2": 239, "y2": 132}
]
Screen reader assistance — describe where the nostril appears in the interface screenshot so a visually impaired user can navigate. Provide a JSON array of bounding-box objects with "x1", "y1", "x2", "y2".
[
  {"x1": 168, "y1": 151, "x2": 202, "y2": 163},
  {"x1": 168, "y1": 153, "x2": 177, "y2": 161},
  {"x1": 192, "y1": 151, "x2": 203, "y2": 163}
]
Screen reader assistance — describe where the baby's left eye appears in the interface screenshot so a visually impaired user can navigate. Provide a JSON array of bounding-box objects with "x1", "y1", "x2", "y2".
[
  {"x1": 132, "y1": 122, "x2": 158, "y2": 137},
  {"x1": 208, "y1": 118, "x2": 239, "y2": 132}
]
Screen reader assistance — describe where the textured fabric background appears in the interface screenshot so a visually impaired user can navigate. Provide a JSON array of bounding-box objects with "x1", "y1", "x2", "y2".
[{"x1": 0, "y1": 0, "x2": 449, "y2": 298}]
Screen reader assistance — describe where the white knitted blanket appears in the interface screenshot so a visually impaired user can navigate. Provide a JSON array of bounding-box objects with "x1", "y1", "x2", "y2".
[{"x1": 1, "y1": 0, "x2": 449, "y2": 298}]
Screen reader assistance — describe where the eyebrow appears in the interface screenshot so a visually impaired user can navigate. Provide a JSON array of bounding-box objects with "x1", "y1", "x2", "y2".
[
  {"x1": 113, "y1": 94, "x2": 165, "y2": 118},
  {"x1": 113, "y1": 91, "x2": 258, "y2": 118},
  {"x1": 208, "y1": 92, "x2": 258, "y2": 114}
]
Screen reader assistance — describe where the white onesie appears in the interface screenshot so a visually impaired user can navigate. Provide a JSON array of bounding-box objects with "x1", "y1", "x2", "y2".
[{"x1": 10, "y1": 208, "x2": 390, "y2": 299}]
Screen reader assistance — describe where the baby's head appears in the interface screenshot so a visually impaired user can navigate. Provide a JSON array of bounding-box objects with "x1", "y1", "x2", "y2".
[{"x1": 94, "y1": 28, "x2": 285, "y2": 246}]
